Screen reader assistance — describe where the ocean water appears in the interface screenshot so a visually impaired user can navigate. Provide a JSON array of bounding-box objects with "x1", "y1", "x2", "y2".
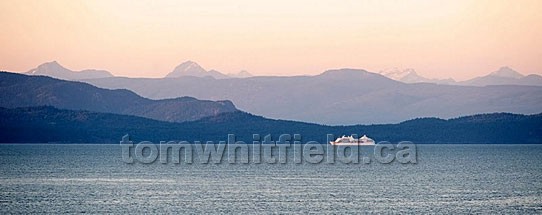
[{"x1": 0, "y1": 144, "x2": 541, "y2": 214}]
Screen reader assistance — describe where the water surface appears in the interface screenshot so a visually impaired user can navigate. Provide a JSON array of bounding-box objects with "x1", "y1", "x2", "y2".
[{"x1": 1, "y1": 144, "x2": 541, "y2": 213}]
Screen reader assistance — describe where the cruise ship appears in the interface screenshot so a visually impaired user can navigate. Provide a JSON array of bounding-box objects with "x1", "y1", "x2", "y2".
[{"x1": 329, "y1": 135, "x2": 375, "y2": 146}]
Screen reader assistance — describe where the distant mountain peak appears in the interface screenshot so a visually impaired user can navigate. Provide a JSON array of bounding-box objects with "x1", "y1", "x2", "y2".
[
  {"x1": 38, "y1": 60, "x2": 64, "y2": 67},
  {"x1": 459, "y1": 66, "x2": 542, "y2": 86},
  {"x1": 178, "y1": 60, "x2": 203, "y2": 70},
  {"x1": 167, "y1": 61, "x2": 257, "y2": 79},
  {"x1": 27, "y1": 61, "x2": 70, "y2": 75},
  {"x1": 490, "y1": 66, "x2": 524, "y2": 79},
  {"x1": 26, "y1": 61, "x2": 113, "y2": 80},
  {"x1": 167, "y1": 61, "x2": 206, "y2": 77},
  {"x1": 380, "y1": 68, "x2": 424, "y2": 82},
  {"x1": 166, "y1": 60, "x2": 230, "y2": 79},
  {"x1": 379, "y1": 67, "x2": 455, "y2": 84},
  {"x1": 379, "y1": 67, "x2": 419, "y2": 82},
  {"x1": 42, "y1": 60, "x2": 61, "y2": 66},
  {"x1": 227, "y1": 70, "x2": 252, "y2": 78},
  {"x1": 180, "y1": 60, "x2": 202, "y2": 70}
]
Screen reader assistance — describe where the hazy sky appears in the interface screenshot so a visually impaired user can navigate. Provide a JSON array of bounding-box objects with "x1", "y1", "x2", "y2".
[{"x1": 1, "y1": 0, "x2": 541, "y2": 80}]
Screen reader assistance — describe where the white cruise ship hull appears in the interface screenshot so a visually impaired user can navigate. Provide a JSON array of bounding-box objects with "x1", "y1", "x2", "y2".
[{"x1": 329, "y1": 141, "x2": 375, "y2": 146}]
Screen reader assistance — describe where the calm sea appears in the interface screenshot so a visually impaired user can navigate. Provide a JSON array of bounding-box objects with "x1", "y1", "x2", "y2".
[{"x1": 1, "y1": 144, "x2": 541, "y2": 214}]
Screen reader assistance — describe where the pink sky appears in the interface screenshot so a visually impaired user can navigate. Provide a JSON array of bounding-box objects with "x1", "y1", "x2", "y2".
[{"x1": 0, "y1": 0, "x2": 541, "y2": 80}]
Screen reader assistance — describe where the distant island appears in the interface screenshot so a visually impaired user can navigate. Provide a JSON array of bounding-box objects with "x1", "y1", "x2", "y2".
[
  {"x1": 1, "y1": 71, "x2": 541, "y2": 144},
  {"x1": 1, "y1": 106, "x2": 540, "y2": 144}
]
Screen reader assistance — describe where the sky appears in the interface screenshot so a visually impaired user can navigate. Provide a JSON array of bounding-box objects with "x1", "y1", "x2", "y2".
[{"x1": 0, "y1": 0, "x2": 541, "y2": 80}]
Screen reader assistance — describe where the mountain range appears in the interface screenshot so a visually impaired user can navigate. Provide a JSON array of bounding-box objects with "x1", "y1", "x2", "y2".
[
  {"x1": 1, "y1": 70, "x2": 541, "y2": 144},
  {"x1": 24, "y1": 61, "x2": 541, "y2": 86},
  {"x1": 83, "y1": 68, "x2": 542, "y2": 125},
  {"x1": 165, "y1": 60, "x2": 252, "y2": 79},
  {"x1": 14, "y1": 61, "x2": 542, "y2": 124},
  {"x1": 25, "y1": 61, "x2": 252, "y2": 80},
  {"x1": 460, "y1": 66, "x2": 542, "y2": 86},
  {"x1": 26, "y1": 61, "x2": 114, "y2": 80},
  {"x1": 379, "y1": 66, "x2": 542, "y2": 86},
  {"x1": 0, "y1": 72, "x2": 236, "y2": 122},
  {"x1": 379, "y1": 68, "x2": 456, "y2": 84}
]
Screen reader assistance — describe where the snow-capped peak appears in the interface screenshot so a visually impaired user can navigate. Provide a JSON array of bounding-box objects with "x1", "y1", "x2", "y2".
[
  {"x1": 27, "y1": 61, "x2": 70, "y2": 75},
  {"x1": 25, "y1": 61, "x2": 113, "y2": 80},
  {"x1": 166, "y1": 60, "x2": 255, "y2": 79},
  {"x1": 490, "y1": 66, "x2": 524, "y2": 79},
  {"x1": 166, "y1": 61, "x2": 207, "y2": 78},
  {"x1": 379, "y1": 68, "x2": 420, "y2": 82},
  {"x1": 379, "y1": 67, "x2": 455, "y2": 84},
  {"x1": 166, "y1": 61, "x2": 231, "y2": 79}
]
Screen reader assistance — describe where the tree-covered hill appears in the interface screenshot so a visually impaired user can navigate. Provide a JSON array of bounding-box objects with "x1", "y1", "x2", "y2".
[{"x1": 1, "y1": 106, "x2": 540, "y2": 144}]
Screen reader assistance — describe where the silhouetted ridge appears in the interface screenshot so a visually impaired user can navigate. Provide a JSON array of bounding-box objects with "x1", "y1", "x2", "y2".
[
  {"x1": 1, "y1": 106, "x2": 541, "y2": 144},
  {"x1": 0, "y1": 71, "x2": 237, "y2": 122}
]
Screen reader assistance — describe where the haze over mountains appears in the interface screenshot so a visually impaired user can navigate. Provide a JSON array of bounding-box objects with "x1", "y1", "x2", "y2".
[
  {"x1": 166, "y1": 61, "x2": 252, "y2": 79},
  {"x1": 460, "y1": 66, "x2": 542, "y2": 86},
  {"x1": 166, "y1": 61, "x2": 225, "y2": 79},
  {"x1": 379, "y1": 68, "x2": 456, "y2": 85},
  {"x1": 1, "y1": 70, "x2": 540, "y2": 143},
  {"x1": 83, "y1": 68, "x2": 542, "y2": 125},
  {"x1": 14, "y1": 61, "x2": 542, "y2": 124},
  {"x1": 24, "y1": 60, "x2": 542, "y2": 86},
  {"x1": 25, "y1": 61, "x2": 252, "y2": 80},
  {"x1": 379, "y1": 67, "x2": 542, "y2": 86}
]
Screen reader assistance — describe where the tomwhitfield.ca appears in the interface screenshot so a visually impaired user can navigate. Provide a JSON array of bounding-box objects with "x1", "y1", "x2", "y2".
[{"x1": 120, "y1": 134, "x2": 417, "y2": 164}]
